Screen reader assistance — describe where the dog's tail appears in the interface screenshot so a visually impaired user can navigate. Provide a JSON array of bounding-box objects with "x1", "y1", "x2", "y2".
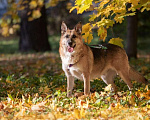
[{"x1": 129, "y1": 66, "x2": 149, "y2": 84}]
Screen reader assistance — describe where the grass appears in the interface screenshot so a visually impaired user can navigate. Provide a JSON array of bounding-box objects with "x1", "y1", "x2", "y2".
[{"x1": 0, "y1": 39, "x2": 19, "y2": 54}]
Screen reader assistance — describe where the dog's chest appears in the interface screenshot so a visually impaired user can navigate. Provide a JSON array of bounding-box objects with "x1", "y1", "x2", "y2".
[
  {"x1": 61, "y1": 53, "x2": 80, "y2": 64},
  {"x1": 68, "y1": 65, "x2": 84, "y2": 80}
]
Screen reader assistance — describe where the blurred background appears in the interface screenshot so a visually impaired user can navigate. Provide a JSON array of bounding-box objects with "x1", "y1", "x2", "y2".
[{"x1": 0, "y1": 0, "x2": 150, "y2": 58}]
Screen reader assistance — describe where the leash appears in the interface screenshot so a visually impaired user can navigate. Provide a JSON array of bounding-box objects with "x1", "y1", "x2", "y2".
[
  {"x1": 88, "y1": 44, "x2": 107, "y2": 50},
  {"x1": 89, "y1": 44, "x2": 108, "y2": 57}
]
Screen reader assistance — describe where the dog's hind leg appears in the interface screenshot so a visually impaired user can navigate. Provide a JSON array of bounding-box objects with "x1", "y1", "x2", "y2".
[
  {"x1": 118, "y1": 70, "x2": 133, "y2": 90},
  {"x1": 101, "y1": 69, "x2": 117, "y2": 91}
]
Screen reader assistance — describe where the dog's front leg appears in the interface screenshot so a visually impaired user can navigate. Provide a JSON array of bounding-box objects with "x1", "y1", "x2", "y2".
[
  {"x1": 67, "y1": 75, "x2": 74, "y2": 97},
  {"x1": 82, "y1": 73, "x2": 90, "y2": 95},
  {"x1": 62, "y1": 64, "x2": 74, "y2": 97}
]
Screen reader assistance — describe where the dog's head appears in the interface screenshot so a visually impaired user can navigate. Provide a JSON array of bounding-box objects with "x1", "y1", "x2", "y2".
[{"x1": 60, "y1": 22, "x2": 83, "y2": 53}]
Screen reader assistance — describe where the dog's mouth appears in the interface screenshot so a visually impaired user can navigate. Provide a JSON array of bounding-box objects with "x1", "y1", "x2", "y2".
[{"x1": 67, "y1": 44, "x2": 76, "y2": 53}]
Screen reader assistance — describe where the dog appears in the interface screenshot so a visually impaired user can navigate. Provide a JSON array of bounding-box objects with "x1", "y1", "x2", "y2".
[{"x1": 59, "y1": 22, "x2": 148, "y2": 97}]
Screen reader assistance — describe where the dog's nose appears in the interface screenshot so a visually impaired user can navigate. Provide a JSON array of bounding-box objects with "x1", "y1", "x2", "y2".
[{"x1": 68, "y1": 41, "x2": 73, "y2": 46}]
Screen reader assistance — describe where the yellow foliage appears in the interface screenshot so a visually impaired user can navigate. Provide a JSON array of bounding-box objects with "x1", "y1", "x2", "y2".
[
  {"x1": 97, "y1": 26, "x2": 107, "y2": 41},
  {"x1": 30, "y1": 0, "x2": 37, "y2": 9},
  {"x1": 70, "y1": 0, "x2": 93, "y2": 14},
  {"x1": 0, "y1": 20, "x2": 8, "y2": 27},
  {"x1": 38, "y1": 0, "x2": 44, "y2": 7},
  {"x1": 82, "y1": 23, "x2": 91, "y2": 33},
  {"x1": 82, "y1": 23, "x2": 93, "y2": 44},
  {"x1": 109, "y1": 38, "x2": 124, "y2": 48},
  {"x1": 129, "y1": 0, "x2": 140, "y2": 6},
  {"x1": 48, "y1": 0, "x2": 59, "y2": 7},
  {"x1": 87, "y1": 33, "x2": 93, "y2": 44},
  {"x1": 78, "y1": 5, "x2": 90, "y2": 14},
  {"x1": 32, "y1": 10, "x2": 42, "y2": 19},
  {"x1": 73, "y1": 109, "x2": 80, "y2": 119},
  {"x1": 70, "y1": 6, "x2": 79, "y2": 13},
  {"x1": 2, "y1": 26, "x2": 9, "y2": 37},
  {"x1": 114, "y1": 15, "x2": 125, "y2": 24},
  {"x1": 82, "y1": 32, "x2": 93, "y2": 44},
  {"x1": 69, "y1": 0, "x2": 150, "y2": 44}
]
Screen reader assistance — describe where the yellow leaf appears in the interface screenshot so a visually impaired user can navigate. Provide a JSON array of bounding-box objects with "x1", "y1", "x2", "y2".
[
  {"x1": 106, "y1": 97, "x2": 111, "y2": 101},
  {"x1": 129, "y1": 0, "x2": 140, "y2": 6},
  {"x1": 75, "y1": 0, "x2": 82, "y2": 6},
  {"x1": 82, "y1": 31, "x2": 93, "y2": 44},
  {"x1": 104, "y1": 84, "x2": 112, "y2": 92},
  {"x1": 69, "y1": 6, "x2": 79, "y2": 13},
  {"x1": 82, "y1": 32, "x2": 89, "y2": 43},
  {"x1": 114, "y1": 15, "x2": 124, "y2": 24},
  {"x1": 2, "y1": 26, "x2": 9, "y2": 37},
  {"x1": 78, "y1": 5, "x2": 90, "y2": 14},
  {"x1": 1, "y1": 20, "x2": 8, "y2": 27},
  {"x1": 101, "y1": 110, "x2": 110, "y2": 119},
  {"x1": 87, "y1": 33, "x2": 93, "y2": 44},
  {"x1": 32, "y1": 10, "x2": 42, "y2": 19},
  {"x1": 97, "y1": 27, "x2": 107, "y2": 41},
  {"x1": 38, "y1": 0, "x2": 44, "y2": 6},
  {"x1": 80, "y1": 107, "x2": 85, "y2": 118},
  {"x1": 108, "y1": 38, "x2": 124, "y2": 48},
  {"x1": 74, "y1": 109, "x2": 80, "y2": 119},
  {"x1": 29, "y1": 0, "x2": 37, "y2": 9},
  {"x1": 89, "y1": 13, "x2": 97, "y2": 21},
  {"x1": 145, "y1": 85, "x2": 149, "y2": 91},
  {"x1": 82, "y1": 23, "x2": 91, "y2": 33},
  {"x1": 97, "y1": 26, "x2": 104, "y2": 36}
]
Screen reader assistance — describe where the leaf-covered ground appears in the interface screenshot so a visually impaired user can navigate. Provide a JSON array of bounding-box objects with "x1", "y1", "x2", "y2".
[{"x1": 0, "y1": 52, "x2": 150, "y2": 119}]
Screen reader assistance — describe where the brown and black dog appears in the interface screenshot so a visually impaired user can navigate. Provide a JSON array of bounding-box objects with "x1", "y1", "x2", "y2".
[{"x1": 59, "y1": 22, "x2": 148, "y2": 97}]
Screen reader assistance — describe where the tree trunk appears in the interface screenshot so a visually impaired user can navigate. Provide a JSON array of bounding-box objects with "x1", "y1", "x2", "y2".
[
  {"x1": 126, "y1": 4, "x2": 138, "y2": 59},
  {"x1": 19, "y1": 5, "x2": 51, "y2": 52}
]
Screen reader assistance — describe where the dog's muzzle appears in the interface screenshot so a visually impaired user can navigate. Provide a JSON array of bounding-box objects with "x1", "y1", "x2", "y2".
[
  {"x1": 67, "y1": 41, "x2": 76, "y2": 53},
  {"x1": 67, "y1": 40, "x2": 76, "y2": 53},
  {"x1": 67, "y1": 44, "x2": 76, "y2": 53}
]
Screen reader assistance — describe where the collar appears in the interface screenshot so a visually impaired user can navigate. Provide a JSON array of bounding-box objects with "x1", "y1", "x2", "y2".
[
  {"x1": 68, "y1": 54, "x2": 84, "y2": 68},
  {"x1": 69, "y1": 64, "x2": 74, "y2": 67}
]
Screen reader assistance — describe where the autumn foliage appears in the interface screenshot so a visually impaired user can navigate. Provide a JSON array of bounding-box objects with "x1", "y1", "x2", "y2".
[
  {"x1": 0, "y1": 52, "x2": 149, "y2": 119},
  {"x1": 70, "y1": 0, "x2": 150, "y2": 46},
  {"x1": 1, "y1": 0, "x2": 150, "y2": 47}
]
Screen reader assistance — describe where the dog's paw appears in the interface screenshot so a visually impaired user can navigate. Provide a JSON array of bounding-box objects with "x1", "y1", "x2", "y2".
[{"x1": 74, "y1": 92, "x2": 84, "y2": 98}]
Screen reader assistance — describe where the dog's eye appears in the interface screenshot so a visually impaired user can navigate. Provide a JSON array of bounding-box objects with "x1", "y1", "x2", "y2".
[
  {"x1": 66, "y1": 35, "x2": 69, "y2": 38},
  {"x1": 72, "y1": 35, "x2": 76, "y2": 39}
]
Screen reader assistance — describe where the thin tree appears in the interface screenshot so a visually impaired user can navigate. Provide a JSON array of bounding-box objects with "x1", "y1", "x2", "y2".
[{"x1": 126, "y1": 3, "x2": 138, "y2": 59}]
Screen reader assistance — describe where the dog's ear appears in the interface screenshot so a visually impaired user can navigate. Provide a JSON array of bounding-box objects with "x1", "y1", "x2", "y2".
[
  {"x1": 75, "y1": 22, "x2": 82, "y2": 35},
  {"x1": 61, "y1": 21, "x2": 67, "y2": 35}
]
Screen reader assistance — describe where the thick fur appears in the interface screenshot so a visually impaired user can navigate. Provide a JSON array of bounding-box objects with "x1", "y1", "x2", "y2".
[{"x1": 59, "y1": 22, "x2": 148, "y2": 97}]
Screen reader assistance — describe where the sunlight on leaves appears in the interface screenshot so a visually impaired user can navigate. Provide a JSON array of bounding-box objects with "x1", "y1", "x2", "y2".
[{"x1": 109, "y1": 38, "x2": 124, "y2": 48}]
